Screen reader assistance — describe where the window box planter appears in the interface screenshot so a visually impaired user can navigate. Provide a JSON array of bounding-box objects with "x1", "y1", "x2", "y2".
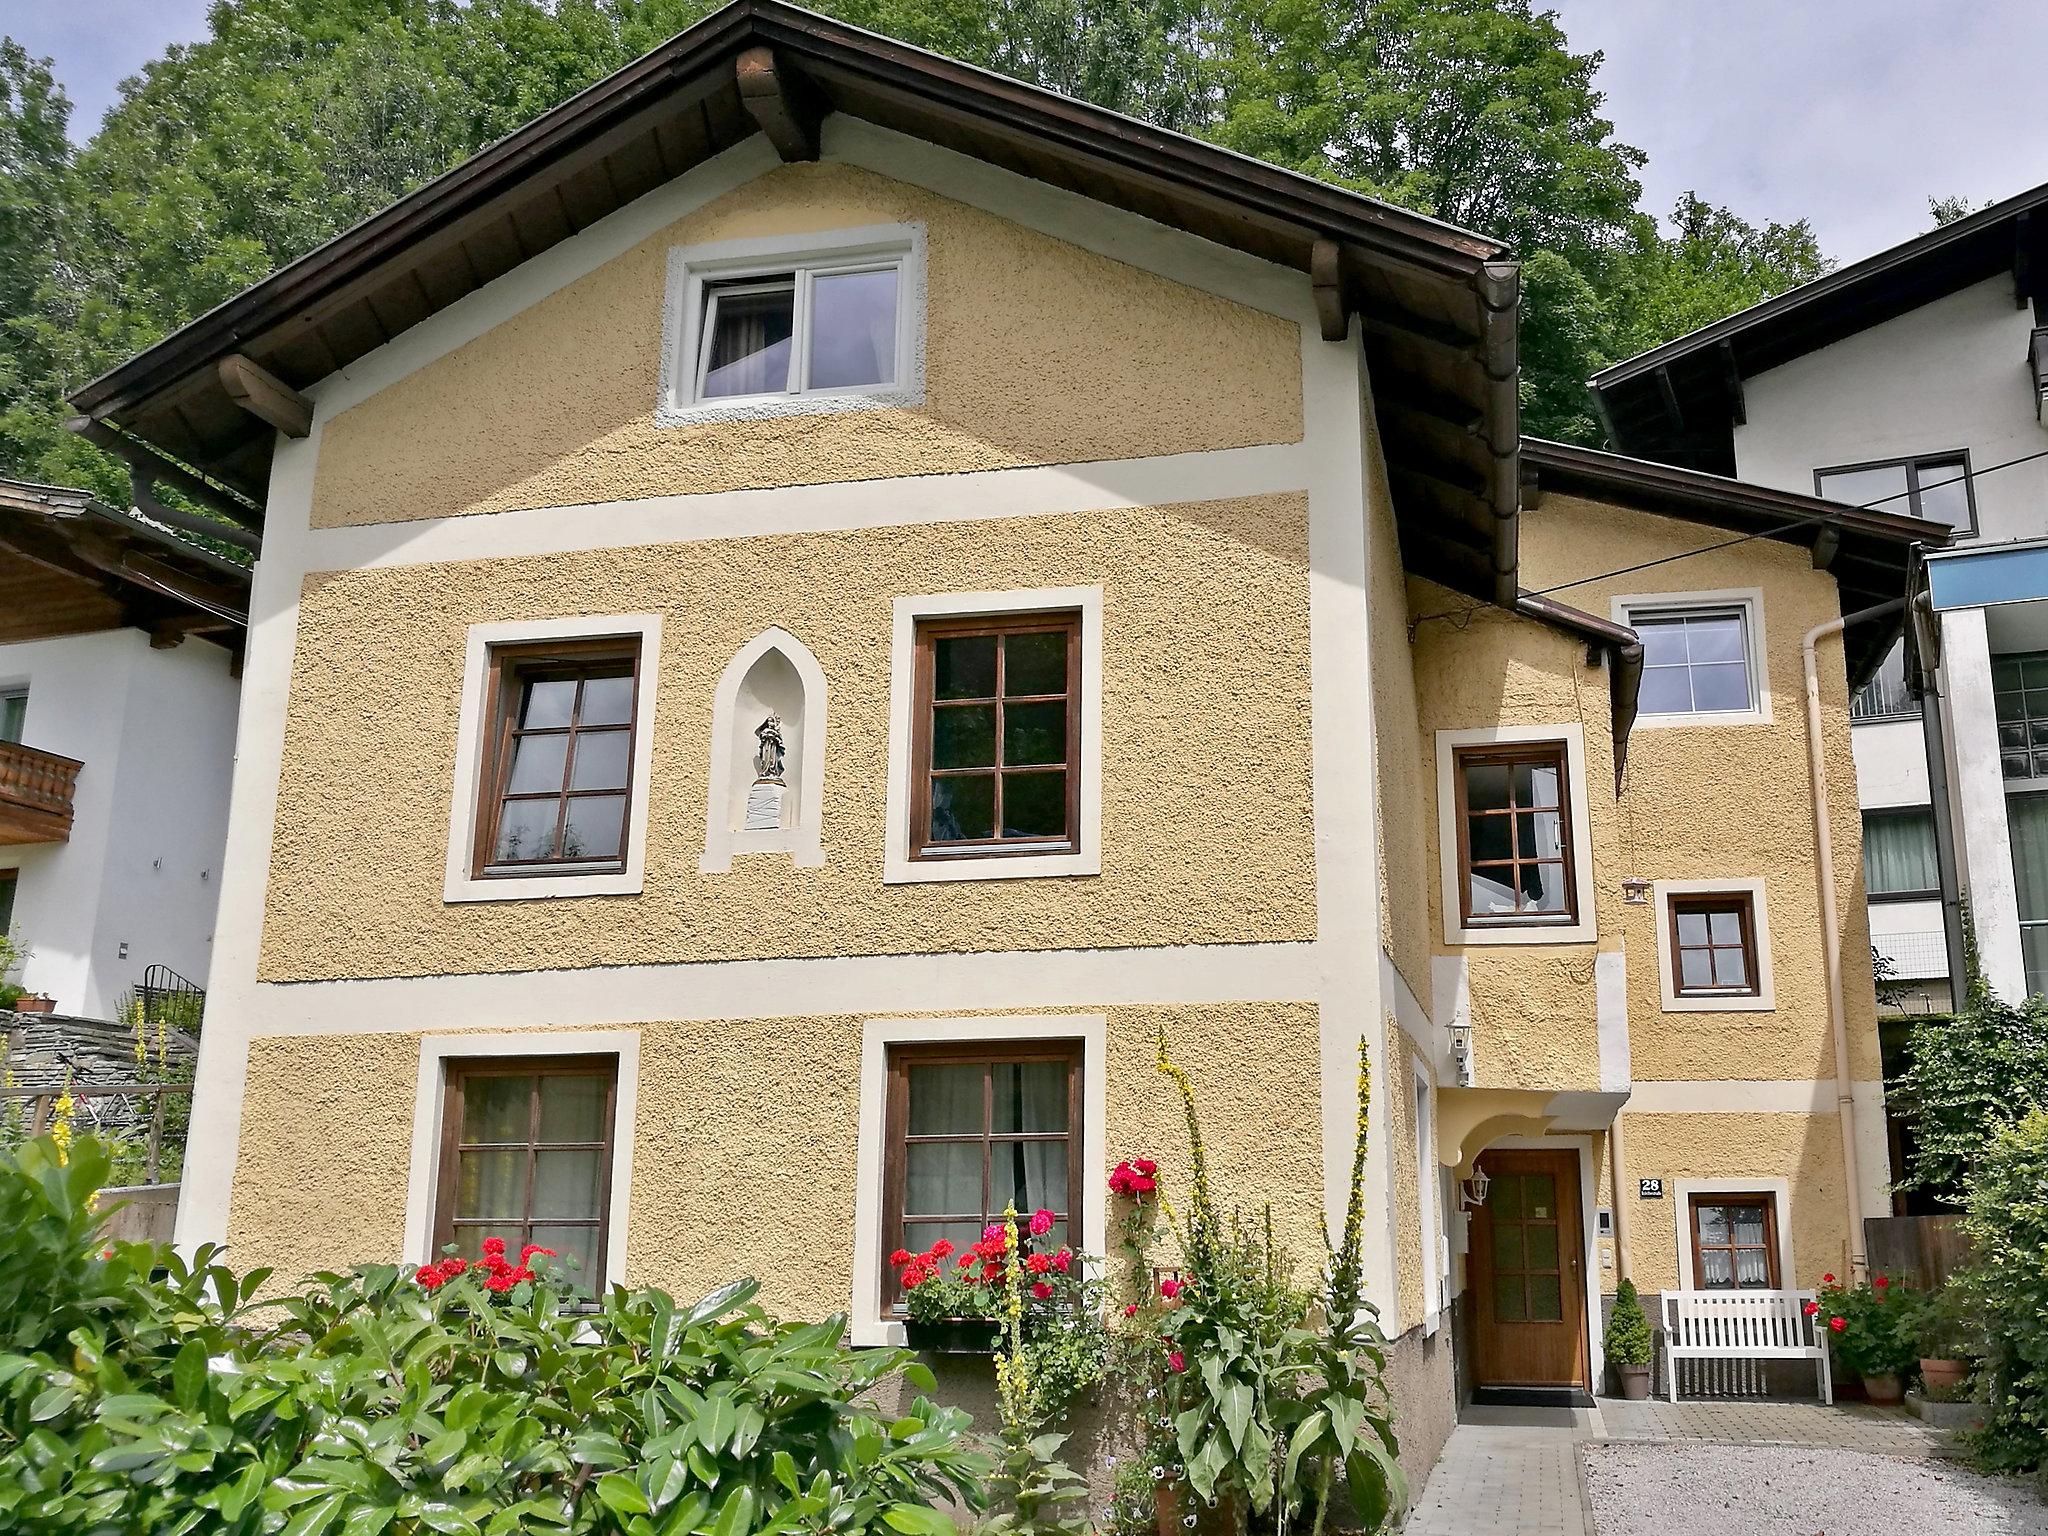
[{"x1": 902, "y1": 1317, "x2": 1001, "y2": 1354}]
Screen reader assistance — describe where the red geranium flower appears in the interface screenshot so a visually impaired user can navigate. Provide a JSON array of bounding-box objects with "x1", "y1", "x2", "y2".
[
  {"x1": 482, "y1": 1237, "x2": 507, "y2": 1259},
  {"x1": 1030, "y1": 1208, "x2": 1055, "y2": 1237},
  {"x1": 415, "y1": 1264, "x2": 444, "y2": 1289},
  {"x1": 1167, "y1": 1351, "x2": 1186, "y2": 1373},
  {"x1": 1026, "y1": 1252, "x2": 1053, "y2": 1275},
  {"x1": 1829, "y1": 1316, "x2": 1847, "y2": 1333},
  {"x1": 1031, "y1": 1281, "x2": 1054, "y2": 1299},
  {"x1": 441, "y1": 1257, "x2": 468, "y2": 1276},
  {"x1": 1822, "y1": 1273, "x2": 1836, "y2": 1285},
  {"x1": 930, "y1": 1239, "x2": 955, "y2": 1259},
  {"x1": 889, "y1": 1249, "x2": 911, "y2": 1266},
  {"x1": 519, "y1": 1245, "x2": 555, "y2": 1264},
  {"x1": 1124, "y1": 1303, "x2": 1139, "y2": 1317},
  {"x1": 1160, "y1": 1278, "x2": 1182, "y2": 1300},
  {"x1": 1802, "y1": 1301, "x2": 1820, "y2": 1316},
  {"x1": 1874, "y1": 1275, "x2": 1889, "y2": 1289},
  {"x1": 1053, "y1": 1248, "x2": 1073, "y2": 1273}
]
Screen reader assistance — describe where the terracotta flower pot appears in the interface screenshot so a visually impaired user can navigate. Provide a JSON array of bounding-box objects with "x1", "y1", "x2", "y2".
[
  {"x1": 1861, "y1": 1371, "x2": 1905, "y2": 1406},
  {"x1": 11, "y1": 995, "x2": 54, "y2": 1014},
  {"x1": 1919, "y1": 1357, "x2": 1969, "y2": 1398},
  {"x1": 1618, "y1": 1363, "x2": 1652, "y2": 1401}
]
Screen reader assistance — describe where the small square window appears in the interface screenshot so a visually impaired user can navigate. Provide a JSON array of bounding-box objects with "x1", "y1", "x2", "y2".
[
  {"x1": 1689, "y1": 1194, "x2": 1779, "y2": 1290},
  {"x1": 473, "y1": 640, "x2": 641, "y2": 879},
  {"x1": 1632, "y1": 607, "x2": 1754, "y2": 717},
  {"x1": 693, "y1": 262, "x2": 900, "y2": 403},
  {"x1": 1453, "y1": 742, "x2": 1576, "y2": 925},
  {"x1": 434, "y1": 1057, "x2": 617, "y2": 1291},
  {"x1": 882, "y1": 1040, "x2": 1081, "y2": 1308},
  {"x1": 911, "y1": 613, "x2": 1080, "y2": 860},
  {"x1": 1668, "y1": 893, "x2": 1760, "y2": 997}
]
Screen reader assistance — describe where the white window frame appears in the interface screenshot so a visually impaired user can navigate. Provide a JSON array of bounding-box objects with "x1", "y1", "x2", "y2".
[
  {"x1": 1612, "y1": 589, "x2": 1772, "y2": 728},
  {"x1": 850, "y1": 1013, "x2": 1106, "y2": 1346},
  {"x1": 1652, "y1": 877, "x2": 1776, "y2": 1012},
  {"x1": 657, "y1": 223, "x2": 926, "y2": 426},
  {"x1": 442, "y1": 614, "x2": 662, "y2": 903},
  {"x1": 400, "y1": 1029, "x2": 640, "y2": 1289},
  {"x1": 1435, "y1": 723, "x2": 1597, "y2": 945},
  {"x1": 884, "y1": 586, "x2": 1103, "y2": 884},
  {"x1": 1672, "y1": 1177, "x2": 1795, "y2": 1292}
]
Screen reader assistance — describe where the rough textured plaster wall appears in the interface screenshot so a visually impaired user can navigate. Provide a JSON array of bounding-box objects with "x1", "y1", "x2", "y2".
[
  {"x1": 1410, "y1": 584, "x2": 1622, "y2": 1091},
  {"x1": 1616, "y1": 1111, "x2": 1850, "y2": 1293},
  {"x1": 311, "y1": 161, "x2": 1303, "y2": 528},
  {"x1": 260, "y1": 497, "x2": 1311, "y2": 981},
  {"x1": 1520, "y1": 495, "x2": 1882, "y2": 1084},
  {"x1": 1383, "y1": 1321, "x2": 1457, "y2": 1496},
  {"x1": 1365, "y1": 470, "x2": 1431, "y2": 1000},
  {"x1": 223, "y1": 1002, "x2": 1326, "y2": 1314}
]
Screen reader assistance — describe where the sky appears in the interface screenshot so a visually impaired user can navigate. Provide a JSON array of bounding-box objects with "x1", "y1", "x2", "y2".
[{"x1": 12, "y1": 0, "x2": 2048, "y2": 267}]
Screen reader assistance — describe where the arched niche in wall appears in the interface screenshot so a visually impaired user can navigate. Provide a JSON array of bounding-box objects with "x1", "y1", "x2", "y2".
[{"x1": 701, "y1": 626, "x2": 827, "y2": 872}]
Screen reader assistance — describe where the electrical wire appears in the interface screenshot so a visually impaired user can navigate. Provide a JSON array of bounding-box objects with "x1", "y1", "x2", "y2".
[{"x1": 1410, "y1": 442, "x2": 2048, "y2": 630}]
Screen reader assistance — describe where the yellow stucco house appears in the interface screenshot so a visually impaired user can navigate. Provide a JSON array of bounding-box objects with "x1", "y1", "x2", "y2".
[{"x1": 70, "y1": 0, "x2": 1932, "y2": 1486}]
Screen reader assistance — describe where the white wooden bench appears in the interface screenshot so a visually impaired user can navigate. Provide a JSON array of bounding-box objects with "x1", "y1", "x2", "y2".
[{"x1": 1660, "y1": 1289, "x2": 1832, "y2": 1403}]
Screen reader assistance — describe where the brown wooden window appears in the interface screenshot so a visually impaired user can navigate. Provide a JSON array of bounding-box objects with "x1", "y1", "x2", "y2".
[
  {"x1": 474, "y1": 640, "x2": 640, "y2": 878},
  {"x1": 1668, "y1": 893, "x2": 1760, "y2": 996},
  {"x1": 910, "y1": 613, "x2": 1079, "y2": 859},
  {"x1": 1689, "y1": 1194, "x2": 1779, "y2": 1290},
  {"x1": 882, "y1": 1041, "x2": 1082, "y2": 1303},
  {"x1": 433, "y1": 1056, "x2": 617, "y2": 1289},
  {"x1": 1454, "y1": 743, "x2": 1575, "y2": 924}
]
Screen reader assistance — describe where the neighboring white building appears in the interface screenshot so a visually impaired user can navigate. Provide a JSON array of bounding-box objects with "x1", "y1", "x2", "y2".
[
  {"x1": 0, "y1": 479, "x2": 248, "y2": 1020},
  {"x1": 1590, "y1": 188, "x2": 2048, "y2": 1011}
]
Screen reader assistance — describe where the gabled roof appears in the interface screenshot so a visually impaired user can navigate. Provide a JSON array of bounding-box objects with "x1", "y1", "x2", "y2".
[
  {"x1": 1586, "y1": 180, "x2": 2048, "y2": 474},
  {"x1": 0, "y1": 478, "x2": 250, "y2": 650},
  {"x1": 69, "y1": 0, "x2": 1524, "y2": 606},
  {"x1": 1519, "y1": 437, "x2": 1940, "y2": 686}
]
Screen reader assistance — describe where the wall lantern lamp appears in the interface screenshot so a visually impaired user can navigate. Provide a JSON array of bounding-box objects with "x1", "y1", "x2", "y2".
[{"x1": 1460, "y1": 1167, "x2": 1491, "y2": 1209}]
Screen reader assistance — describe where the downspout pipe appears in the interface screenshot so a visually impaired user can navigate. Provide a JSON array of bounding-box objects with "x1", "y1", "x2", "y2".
[{"x1": 1803, "y1": 598, "x2": 1903, "y2": 1280}]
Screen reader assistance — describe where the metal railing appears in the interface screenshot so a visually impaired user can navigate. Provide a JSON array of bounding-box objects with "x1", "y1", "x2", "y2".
[
  {"x1": 3, "y1": 1080, "x2": 192, "y2": 1184},
  {"x1": 0, "y1": 739, "x2": 83, "y2": 842},
  {"x1": 138, "y1": 964, "x2": 206, "y2": 1036}
]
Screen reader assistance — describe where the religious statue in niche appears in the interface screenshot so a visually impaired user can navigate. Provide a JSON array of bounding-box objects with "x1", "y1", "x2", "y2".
[{"x1": 743, "y1": 714, "x2": 787, "y2": 830}]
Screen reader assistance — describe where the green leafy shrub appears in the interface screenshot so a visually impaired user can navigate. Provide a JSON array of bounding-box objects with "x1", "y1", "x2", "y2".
[
  {"x1": 1916, "y1": 1277, "x2": 1986, "y2": 1362},
  {"x1": 1963, "y1": 1109, "x2": 2048, "y2": 1471},
  {"x1": 1602, "y1": 1280, "x2": 1653, "y2": 1370},
  {"x1": 1892, "y1": 960, "x2": 2048, "y2": 1197},
  {"x1": 1136, "y1": 1034, "x2": 1405, "y2": 1533},
  {"x1": 0, "y1": 1134, "x2": 988, "y2": 1534}
]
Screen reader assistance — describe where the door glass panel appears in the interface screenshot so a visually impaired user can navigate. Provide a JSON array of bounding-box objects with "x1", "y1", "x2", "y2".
[
  {"x1": 1524, "y1": 1174, "x2": 1555, "y2": 1219},
  {"x1": 1527, "y1": 1273, "x2": 1563, "y2": 1321},
  {"x1": 1493, "y1": 1273, "x2": 1527, "y2": 1322},
  {"x1": 1488, "y1": 1173, "x2": 1522, "y2": 1220},
  {"x1": 1494, "y1": 1223, "x2": 1524, "y2": 1270},
  {"x1": 1525, "y1": 1222, "x2": 1559, "y2": 1271}
]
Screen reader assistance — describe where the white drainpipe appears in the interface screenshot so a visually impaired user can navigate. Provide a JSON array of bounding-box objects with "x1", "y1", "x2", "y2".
[{"x1": 1802, "y1": 600, "x2": 1901, "y2": 1280}]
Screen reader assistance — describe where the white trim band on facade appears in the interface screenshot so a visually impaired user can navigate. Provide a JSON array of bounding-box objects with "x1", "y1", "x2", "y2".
[
  {"x1": 850, "y1": 1013, "x2": 1107, "y2": 1346},
  {"x1": 1625, "y1": 1079, "x2": 1887, "y2": 1115},
  {"x1": 883, "y1": 586, "x2": 1104, "y2": 884},
  {"x1": 238, "y1": 940, "x2": 1319, "y2": 1038},
  {"x1": 400, "y1": 1029, "x2": 641, "y2": 1287},
  {"x1": 441, "y1": 614, "x2": 664, "y2": 903}
]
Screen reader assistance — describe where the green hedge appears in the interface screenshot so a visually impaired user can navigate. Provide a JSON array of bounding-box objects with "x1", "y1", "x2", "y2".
[{"x1": 1965, "y1": 1109, "x2": 2048, "y2": 1472}]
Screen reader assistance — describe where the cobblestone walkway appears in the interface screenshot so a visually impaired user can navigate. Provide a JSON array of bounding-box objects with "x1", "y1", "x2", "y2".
[{"x1": 1401, "y1": 1400, "x2": 1960, "y2": 1536}]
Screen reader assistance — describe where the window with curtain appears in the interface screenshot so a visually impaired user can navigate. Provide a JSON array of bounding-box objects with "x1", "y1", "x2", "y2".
[
  {"x1": 1816, "y1": 453, "x2": 1975, "y2": 534},
  {"x1": 1689, "y1": 1195, "x2": 1779, "y2": 1290},
  {"x1": 1863, "y1": 809, "x2": 1939, "y2": 900},
  {"x1": 1454, "y1": 742, "x2": 1575, "y2": 924},
  {"x1": 2009, "y1": 793, "x2": 2048, "y2": 996},
  {"x1": 882, "y1": 1041, "x2": 1081, "y2": 1304},
  {"x1": 475, "y1": 640, "x2": 640, "y2": 878},
  {"x1": 696, "y1": 261, "x2": 899, "y2": 401},
  {"x1": 433, "y1": 1057, "x2": 617, "y2": 1290}
]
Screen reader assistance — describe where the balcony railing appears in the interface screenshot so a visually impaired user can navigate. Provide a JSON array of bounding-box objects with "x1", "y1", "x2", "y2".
[{"x1": 0, "y1": 740, "x2": 82, "y2": 844}]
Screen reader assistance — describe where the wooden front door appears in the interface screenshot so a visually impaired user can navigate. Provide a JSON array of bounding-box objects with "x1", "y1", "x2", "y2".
[{"x1": 1469, "y1": 1149, "x2": 1588, "y2": 1389}]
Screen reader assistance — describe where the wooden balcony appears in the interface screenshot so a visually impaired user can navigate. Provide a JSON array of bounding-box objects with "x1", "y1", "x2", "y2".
[{"x1": 0, "y1": 740, "x2": 82, "y2": 844}]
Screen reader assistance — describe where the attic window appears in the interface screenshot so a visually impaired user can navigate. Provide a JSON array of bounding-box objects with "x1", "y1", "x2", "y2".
[{"x1": 695, "y1": 262, "x2": 900, "y2": 402}]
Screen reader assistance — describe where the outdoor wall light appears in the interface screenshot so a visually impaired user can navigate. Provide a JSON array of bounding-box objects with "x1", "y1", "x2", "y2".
[{"x1": 1461, "y1": 1167, "x2": 1491, "y2": 1209}]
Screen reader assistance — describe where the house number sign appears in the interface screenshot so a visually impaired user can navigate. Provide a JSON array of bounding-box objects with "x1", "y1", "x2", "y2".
[{"x1": 1638, "y1": 1178, "x2": 1665, "y2": 1199}]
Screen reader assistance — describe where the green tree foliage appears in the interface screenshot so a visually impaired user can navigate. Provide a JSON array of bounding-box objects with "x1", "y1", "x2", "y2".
[
  {"x1": 1601, "y1": 1278, "x2": 1652, "y2": 1370},
  {"x1": 1962, "y1": 1110, "x2": 2048, "y2": 1471},
  {"x1": 1892, "y1": 979, "x2": 2048, "y2": 1198},
  {"x1": 1, "y1": 0, "x2": 1833, "y2": 488},
  {"x1": 0, "y1": 1133, "x2": 987, "y2": 1534}
]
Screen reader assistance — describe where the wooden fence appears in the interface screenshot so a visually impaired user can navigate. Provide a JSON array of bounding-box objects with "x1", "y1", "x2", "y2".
[
  {"x1": 1864, "y1": 1214, "x2": 1973, "y2": 1289},
  {"x1": 3, "y1": 1080, "x2": 191, "y2": 1184}
]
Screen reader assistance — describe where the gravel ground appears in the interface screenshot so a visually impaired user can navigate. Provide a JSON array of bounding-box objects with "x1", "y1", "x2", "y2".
[{"x1": 1582, "y1": 1441, "x2": 2048, "y2": 1536}]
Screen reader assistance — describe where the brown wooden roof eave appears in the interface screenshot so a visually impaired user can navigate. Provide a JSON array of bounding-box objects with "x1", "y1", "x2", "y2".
[
  {"x1": 1513, "y1": 590, "x2": 1642, "y2": 785},
  {"x1": 66, "y1": 0, "x2": 1520, "y2": 552}
]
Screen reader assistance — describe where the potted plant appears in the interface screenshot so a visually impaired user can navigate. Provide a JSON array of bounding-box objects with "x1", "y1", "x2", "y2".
[
  {"x1": 10, "y1": 993, "x2": 54, "y2": 1015},
  {"x1": 1815, "y1": 1272, "x2": 1919, "y2": 1404},
  {"x1": 1604, "y1": 1278, "x2": 1654, "y2": 1399},
  {"x1": 1914, "y1": 1278, "x2": 1982, "y2": 1399},
  {"x1": 889, "y1": 1209, "x2": 1087, "y2": 1353}
]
